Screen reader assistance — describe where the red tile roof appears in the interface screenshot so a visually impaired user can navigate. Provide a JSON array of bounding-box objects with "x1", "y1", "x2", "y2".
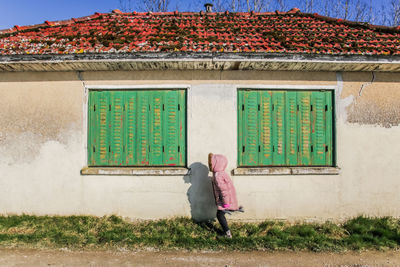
[{"x1": 0, "y1": 8, "x2": 399, "y2": 56}]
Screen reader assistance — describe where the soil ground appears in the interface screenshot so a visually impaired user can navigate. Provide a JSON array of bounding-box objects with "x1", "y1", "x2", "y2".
[{"x1": 0, "y1": 248, "x2": 399, "y2": 266}]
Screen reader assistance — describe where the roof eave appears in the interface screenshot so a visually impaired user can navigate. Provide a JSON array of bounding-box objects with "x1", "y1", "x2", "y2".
[{"x1": 1, "y1": 53, "x2": 400, "y2": 72}]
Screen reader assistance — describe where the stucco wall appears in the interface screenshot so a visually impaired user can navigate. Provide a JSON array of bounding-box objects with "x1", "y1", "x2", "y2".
[{"x1": 0, "y1": 70, "x2": 399, "y2": 222}]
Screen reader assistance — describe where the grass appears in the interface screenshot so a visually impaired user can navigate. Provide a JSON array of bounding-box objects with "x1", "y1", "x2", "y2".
[{"x1": 0, "y1": 215, "x2": 399, "y2": 251}]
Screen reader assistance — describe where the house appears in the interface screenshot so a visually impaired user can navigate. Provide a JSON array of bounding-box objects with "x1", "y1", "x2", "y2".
[{"x1": 0, "y1": 8, "x2": 399, "y2": 222}]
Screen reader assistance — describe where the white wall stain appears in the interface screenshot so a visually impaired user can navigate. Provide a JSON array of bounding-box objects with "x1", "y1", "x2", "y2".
[
  {"x1": 336, "y1": 72, "x2": 354, "y2": 123},
  {"x1": 0, "y1": 124, "x2": 79, "y2": 165},
  {"x1": 0, "y1": 131, "x2": 84, "y2": 215}
]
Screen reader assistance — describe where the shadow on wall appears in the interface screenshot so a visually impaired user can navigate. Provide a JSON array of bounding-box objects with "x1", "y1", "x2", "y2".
[{"x1": 183, "y1": 162, "x2": 217, "y2": 222}]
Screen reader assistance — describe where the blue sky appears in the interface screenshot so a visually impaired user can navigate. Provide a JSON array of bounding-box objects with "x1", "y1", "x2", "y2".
[
  {"x1": 0, "y1": 0, "x2": 120, "y2": 29},
  {"x1": 0, "y1": 0, "x2": 392, "y2": 29}
]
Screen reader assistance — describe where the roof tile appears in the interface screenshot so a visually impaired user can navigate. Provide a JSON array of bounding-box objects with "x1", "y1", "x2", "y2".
[{"x1": 0, "y1": 9, "x2": 399, "y2": 56}]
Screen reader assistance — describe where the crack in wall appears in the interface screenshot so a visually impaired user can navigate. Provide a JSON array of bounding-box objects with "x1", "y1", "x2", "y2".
[
  {"x1": 347, "y1": 72, "x2": 400, "y2": 128},
  {"x1": 358, "y1": 71, "x2": 375, "y2": 96},
  {"x1": 77, "y1": 71, "x2": 86, "y2": 88}
]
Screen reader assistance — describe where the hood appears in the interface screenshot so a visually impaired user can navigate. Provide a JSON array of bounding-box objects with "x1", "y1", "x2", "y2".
[{"x1": 211, "y1": 154, "x2": 228, "y2": 172}]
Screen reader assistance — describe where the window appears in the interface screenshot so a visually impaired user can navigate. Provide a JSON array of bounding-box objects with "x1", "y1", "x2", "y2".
[
  {"x1": 88, "y1": 89, "x2": 186, "y2": 167},
  {"x1": 237, "y1": 89, "x2": 334, "y2": 167}
]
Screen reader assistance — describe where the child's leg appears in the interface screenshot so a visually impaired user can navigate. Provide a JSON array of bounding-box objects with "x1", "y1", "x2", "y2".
[{"x1": 216, "y1": 210, "x2": 230, "y2": 233}]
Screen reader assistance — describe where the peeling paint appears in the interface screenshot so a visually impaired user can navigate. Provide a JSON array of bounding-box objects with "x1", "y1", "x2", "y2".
[
  {"x1": 233, "y1": 167, "x2": 340, "y2": 175},
  {"x1": 344, "y1": 72, "x2": 400, "y2": 128},
  {"x1": 348, "y1": 100, "x2": 400, "y2": 128},
  {"x1": 2, "y1": 59, "x2": 400, "y2": 73},
  {"x1": 0, "y1": 78, "x2": 83, "y2": 163},
  {"x1": 82, "y1": 167, "x2": 188, "y2": 176},
  {"x1": 0, "y1": 125, "x2": 80, "y2": 165}
]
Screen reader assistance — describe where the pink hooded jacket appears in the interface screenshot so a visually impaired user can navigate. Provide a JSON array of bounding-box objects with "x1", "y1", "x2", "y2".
[{"x1": 210, "y1": 154, "x2": 239, "y2": 211}]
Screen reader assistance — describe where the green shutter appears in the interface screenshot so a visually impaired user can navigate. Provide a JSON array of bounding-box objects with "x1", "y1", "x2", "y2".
[
  {"x1": 163, "y1": 90, "x2": 180, "y2": 166},
  {"x1": 325, "y1": 92, "x2": 333, "y2": 166},
  {"x1": 88, "y1": 91, "x2": 124, "y2": 166},
  {"x1": 150, "y1": 91, "x2": 164, "y2": 165},
  {"x1": 311, "y1": 91, "x2": 326, "y2": 165},
  {"x1": 272, "y1": 91, "x2": 285, "y2": 165},
  {"x1": 88, "y1": 91, "x2": 110, "y2": 166},
  {"x1": 298, "y1": 92, "x2": 312, "y2": 166},
  {"x1": 237, "y1": 90, "x2": 244, "y2": 166},
  {"x1": 88, "y1": 89, "x2": 186, "y2": 167},
  {"x1": 259, "y1": 91, "x2": 273, "y2": 165},
  {"x1": 88, "y1": 91, "x2": 111, "y2": 166},
  {"x1": 125, "y1": 91, "x2": 137, "y2": 165},
  {"x1": 137, "y1": 92, "x2": 150, "y2": 165},
  {"x1": 238, "y1": 89, "x2": 333, "y2": 167},
  {"x1": 178, "y1": 90, "x2": 186, "y2": 166},
  {"x1": 241, "y1": 91, "x2": 259, "y2": 166},
  {"x1": 99, "y1": 92, "x2": 111, "y2": 166},
  {"x1": 109, "y1": 91, "x2": 125, "y2": 165},
  {"x1": 310, "y1": 91, "x2": 334, "y2": 166},
  {"x1": 285, "y1": 91, "x2": 298, "y2": 165},
  {"x1": 88, "y1": 91, "x2": 96, "y2": 165}
]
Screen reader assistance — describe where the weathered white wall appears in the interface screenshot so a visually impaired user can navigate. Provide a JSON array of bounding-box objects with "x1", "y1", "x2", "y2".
[{"x1": 0, "y1": 70, "x2": 399, "y2": 222}]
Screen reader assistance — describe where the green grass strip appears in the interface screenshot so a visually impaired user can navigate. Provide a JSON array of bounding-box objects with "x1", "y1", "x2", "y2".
[{"x1": 0, "y1": 215, "x2": 399, "y2": 251}]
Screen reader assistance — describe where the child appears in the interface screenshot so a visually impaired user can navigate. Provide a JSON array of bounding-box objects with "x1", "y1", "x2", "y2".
[{"x1": 208, "y1": 153, "x2": 242, "y2": 238}]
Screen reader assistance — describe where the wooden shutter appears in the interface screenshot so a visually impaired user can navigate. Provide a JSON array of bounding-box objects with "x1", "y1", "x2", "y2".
[
  {"x1": 163, "y1": 90, "x2": 180, "y2": 166},
  {"x1": 237, "y1": 90, "x2": 244, "y2": 166},
  {"x1": 311, "y1": 91, "x2": 325, "y2": 165},
  {"x1": 325, "y1": 92, "x2": 333, "y2": 166},
  {"x1": 310, "y1": 91, "x2": 333, "y2": 166},
  {"x1": 149, "y1": 91, "x2": 164, "y2": 165},
  {"x1": 298, "y1": 92, "x2": 312, "y2": 166},
  {"x1": 88, "y1": 91, "x2": 96, "y2": 166},
  {"x1": 238, "y1": 89, "x2": 333, "y2": 167},
  {"x1": 125, "y1": 91, "x2": 137, "y2": 165},
  {"x1": 126, "y1": 90, "x2": 185, "y2": 166},
  {"x1": 88, "y1": 89, "x2": 186, "y2": 167},
  {"x1": 177, "y1": 90, "x2": 186, "y2": 166},
  {"x1": 109, "y1": 91, "x2": 125, "y2": 165},
  {"x1": 285, "y1": 91, "x2": 298, "y2": 165},
  {"x1": 272, "y1": 91, "x2": 285, "y2": 165},
  {"x1": 137, "y1": 92, "x2": 150, "y2": 165},
  {"x1": 239, "y1": 90, "x2": 259, "y2": 166},
  {"x1": 259, "y1": 91, "x2": 273, "y2": 165},
  {"x1": 88, "y1": 91, "x2": 110, "y2": 166}
]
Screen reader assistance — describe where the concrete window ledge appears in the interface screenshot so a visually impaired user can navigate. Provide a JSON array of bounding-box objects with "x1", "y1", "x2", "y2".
[
  {"x1": 81, "y1": 167, "x2": 190, "y2": 176},
  {"x1": 233, "y1": 167, "x2": 340, "y2": 176}
]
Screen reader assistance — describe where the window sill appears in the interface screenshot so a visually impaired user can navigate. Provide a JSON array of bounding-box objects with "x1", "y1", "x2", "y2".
[
  {"x1": 81, "y1": 167, "x2": 190, "y2": 176},
  {"x1": 233, "y1": 167, "x2": 340, "y2": 176}
]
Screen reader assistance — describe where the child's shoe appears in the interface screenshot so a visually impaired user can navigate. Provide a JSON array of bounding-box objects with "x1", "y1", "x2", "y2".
[{"x1": 225, "y1": 230, "x2": 232, "y2": 239}]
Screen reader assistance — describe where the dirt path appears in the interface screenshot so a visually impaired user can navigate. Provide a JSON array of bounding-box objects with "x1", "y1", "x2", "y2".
[{"x1": 0, "y1": 248, "x2": 399, "y2": 266}]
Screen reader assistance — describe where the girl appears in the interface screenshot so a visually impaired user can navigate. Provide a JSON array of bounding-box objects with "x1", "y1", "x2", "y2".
[{"x1": 208, "y1": 153, "x2": 242, "y2": 238}]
